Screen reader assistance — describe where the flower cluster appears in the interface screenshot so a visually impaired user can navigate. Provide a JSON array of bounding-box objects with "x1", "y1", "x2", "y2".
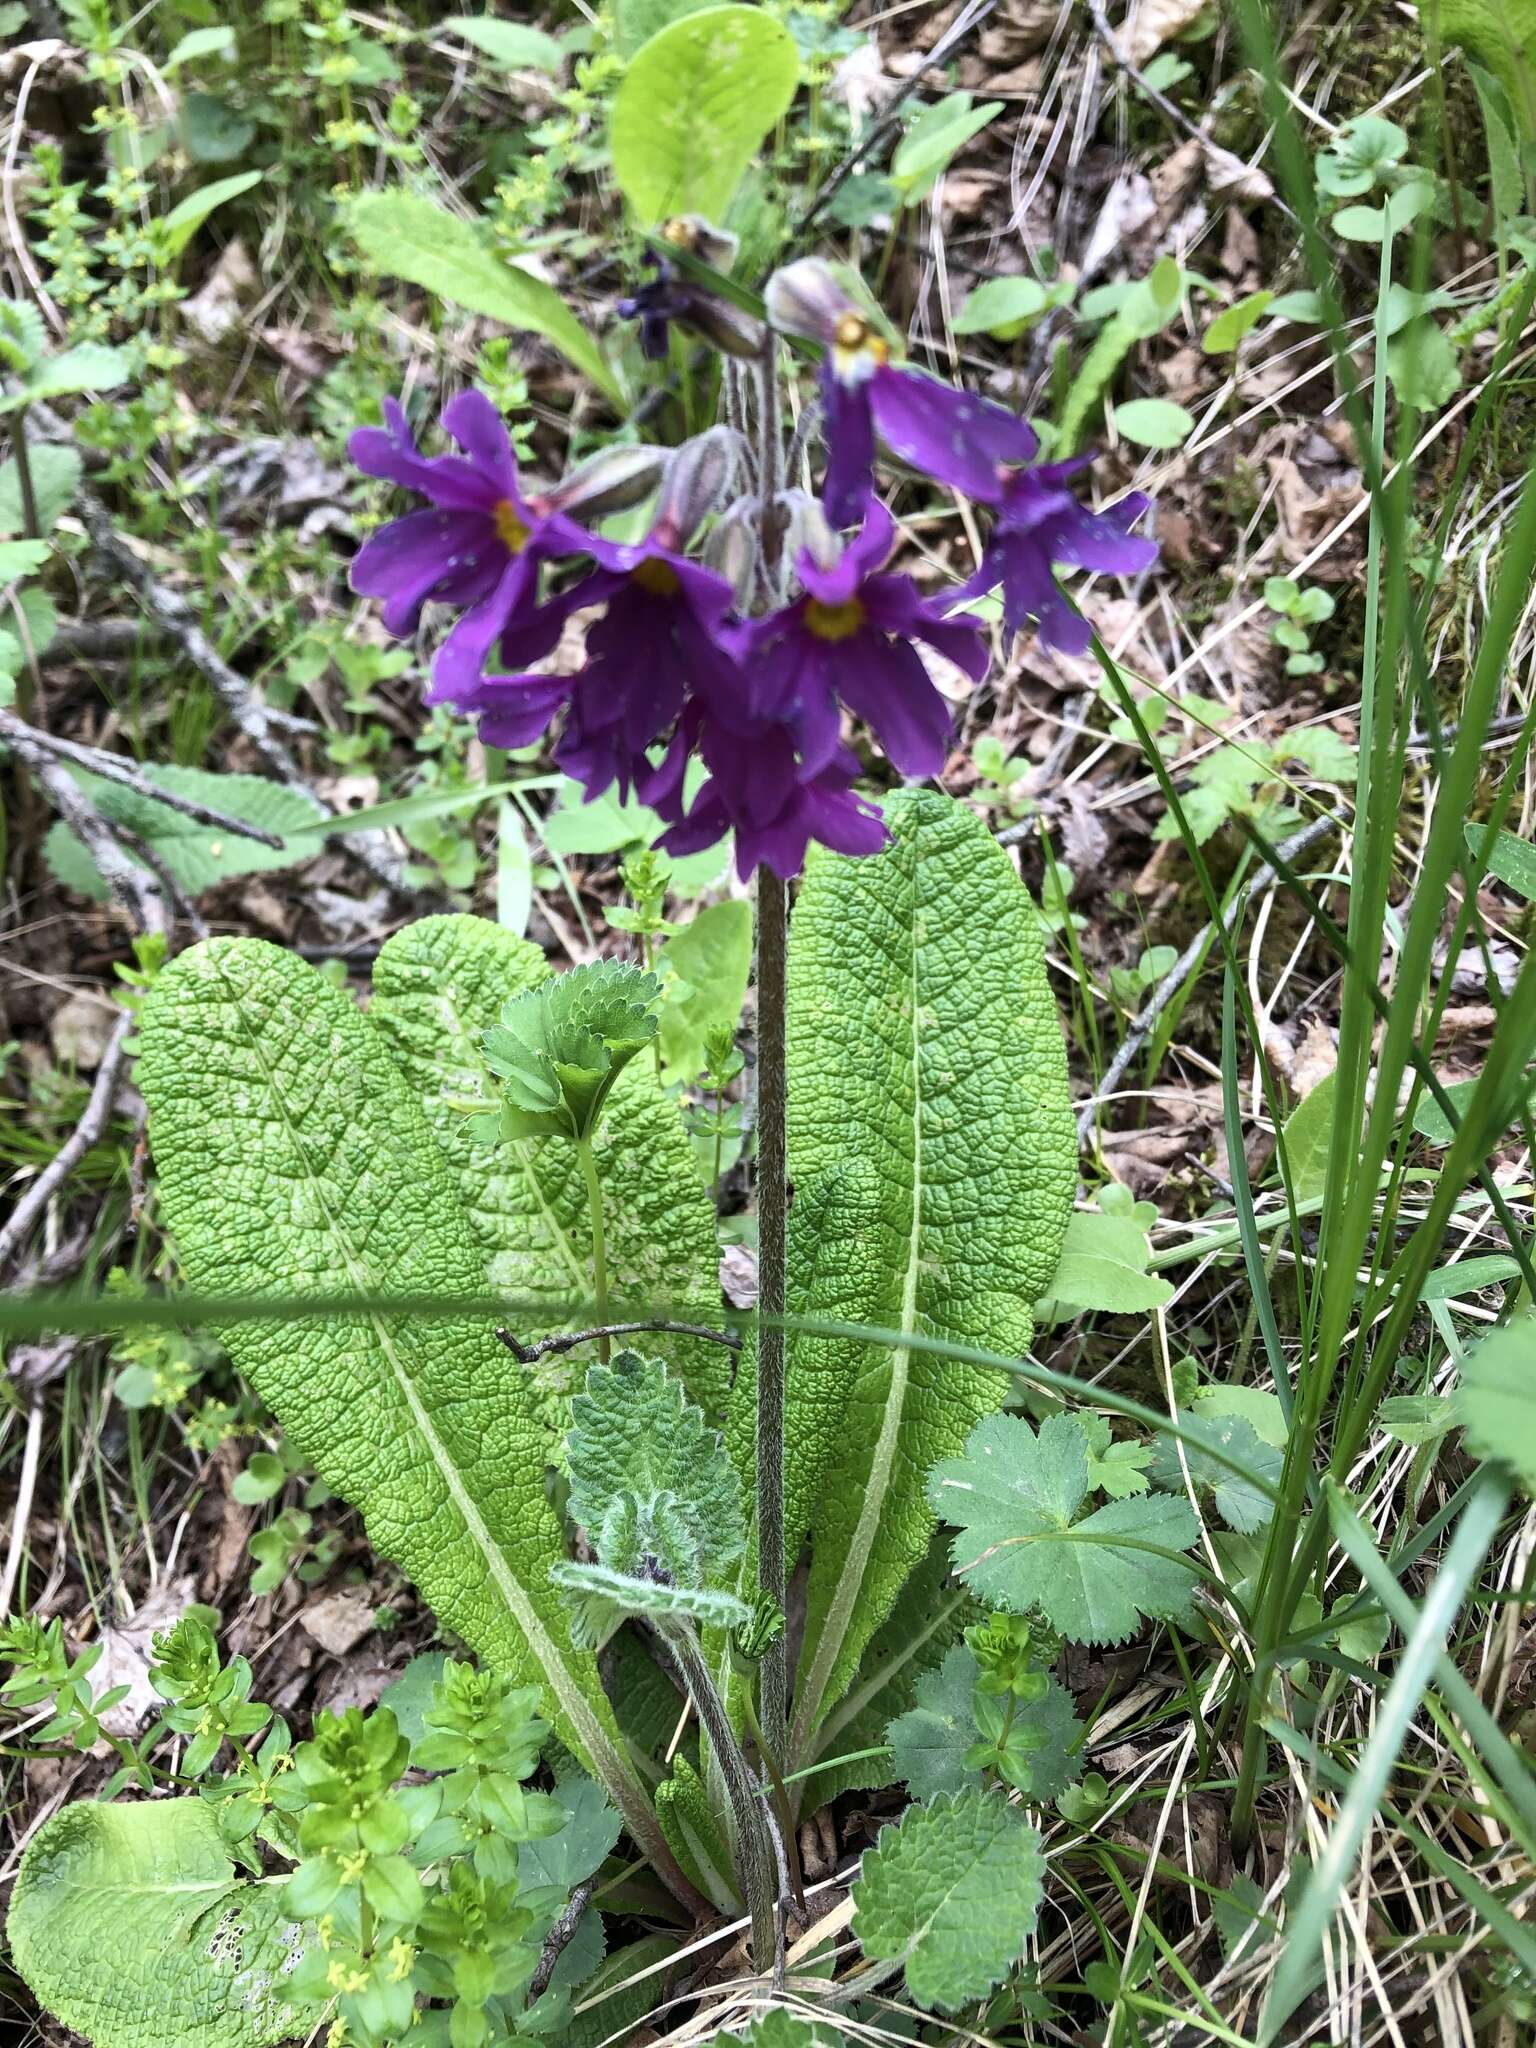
[{"x1": 349, "y1": 256, "x2": 1156, "y2": 876}]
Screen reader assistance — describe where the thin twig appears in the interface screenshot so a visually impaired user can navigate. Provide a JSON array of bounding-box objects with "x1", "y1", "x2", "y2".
[
  {"x1": 527, "y1": 1880, "x2": 596, "y2": 2000},
  {"x1": 3, "y1": 723, "x2": 170, "y2": 935},
  {"x1": 1075, "y1": 811, "x2": 1341, "y2": 1143},
  {"x1": 495, "y1": 1319, "x2": 742, "y2": 1364},
  {"x1": 0, "y1": 1010, "x2": 135, "y2": 1275},
  {"x1": 0, "y1": 709, "x2": 288, "y2": 846},
  {"x1": 791, "y1": 0, "x2": 1000, "y2": 242},
  {"x1": 25, "y1": 405, "x2": 407, "y2": 891}
]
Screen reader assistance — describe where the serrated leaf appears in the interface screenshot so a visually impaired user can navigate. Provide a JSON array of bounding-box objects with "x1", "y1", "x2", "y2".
[
  {"x1": 1192, "y1": 1385, "x2": 1288, "y2": 1450},
  {"x1": 851, "y1": 1788, "x2": 1046, "y2": 2013},
  {"x1": 137, "y1": 939, "x2": 677, "y2": 1891},
  {"x1": 1458, "y1": 1322, "x2": 1536, "y2": 1490},
  {"x1": 784, "y1": 791, "x2": 1075, "y2": 1759},
  {"x1": 1149, "y1": 1409, "x2": 1281, "y2": 1533},
  {"x1": 566, "y1": 1350, "x2": 742, "y2": 1583},
  {"x1": 1377, "y1": 1394, "x2": 1457, "y2": 1448},
  {"x1": 26, "y1": 342, "x2": 132, "y2": 399},
  {"x1": 887, "y1": 1644, "x2": 982, "y2": 1801},
  {"x1": 975, "y1": 1671, "x2": 1083, "y2": 1802},
  {"x1": 928, "y1": 1413, "x2": 1200, "y2": 1644},
  {"x1": 517, "y1": 1778, "x2": 622, "y2": 1891},
  {"x1": 369, "y1": 917, "x2": 726, "y2": 1418},
  {"x1": 7, "y1": 1797, "x2": 306, "y2": 2048},
  {"x1": 44, "y1": 764, "x2": 323, "y2": 901},
  {"x1": 348, "y1": 191, "x2": 620, "y2": 405},
  {"x1": 442, "y1": 14, "x2": 563, "y2": 71},
  {"x1": 1037, "y1": 1206, "x2": 1173, "y2": 1317},
  {"x1": 609, "y1": 6, "x2": 800, "y2": 225},
  {"x1": 0, "y1": 537, "x2": 50, "y2": 580},
  {"x1": 0, "y1": 442, "x2": 81, "y2": 535}
]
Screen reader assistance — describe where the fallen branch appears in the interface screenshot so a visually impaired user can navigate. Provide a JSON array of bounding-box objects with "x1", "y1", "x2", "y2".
[
  {"x1": 497, "y1": 1319, "x2": 742, "y2": 1364},
  {"x1": 27, "y1": 405, "x2": 408, "y2": 892},
  {"x1": 527, "y1": 1880, "x2": 596, "y2": 2001},
  {"x1": 0, "y1": 1009, "x2": 135, "y2": 1275},
  {"x1": 3, "y1": 720, "x2": 170, "y2": 935},
  {"x1": 0, "y1": 708, "x2": 287, "y2": 847}
]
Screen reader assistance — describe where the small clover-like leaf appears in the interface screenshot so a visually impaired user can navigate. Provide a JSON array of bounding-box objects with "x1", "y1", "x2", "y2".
[
  {"x1": 1149, "y1": 1410, "x2": 1281, "y2": 1534},
  {"x1": 887, "y1": 1645, "x2": 982, "y2": 1802},
  {"x1": 480, "y1": 959, "x2": 661, "y2": 1143},
  {"x1": 566, "y1": 1351, "x2": 743, "y2": 1585},
  {"x1": 851, "y1": 1788, "x2": 1046, "y2": 2013},
  {"x1": 927, "y1": 1414, "x2": 1200, "y2": 1644}
]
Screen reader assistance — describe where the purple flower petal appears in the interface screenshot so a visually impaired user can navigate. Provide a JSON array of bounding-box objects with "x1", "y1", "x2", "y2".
[
  {"x1": 440, "y1": 389, "x2": 522, "y2": 507},
  {"x1": 832, "y1": 632, "x2": 954, "y2": 778},
  {"x1": 799, "y1": 498, "x2": 895, "y2": 607},
  {"x1": 426, "y1": 554, "x2": 539, "y2": 706},
  {"x1": 1047, "y1": 495, "x2": 1159, "y2": 574},
  {"x1": 348, "y1": 398, "x2": 498, "y2": 513},
  {"x1": 472, "y1": 676, "x2": 572, "y2": 749},
  {"x1": 821, "y1": 364, "x2": 877, "y2": 530},
  {"x1": 349, "y1": 508, "x2": 502, "y2": 634},
  {"x1": 869, "y1": 366, "x2": 1037, "y2": 502}
]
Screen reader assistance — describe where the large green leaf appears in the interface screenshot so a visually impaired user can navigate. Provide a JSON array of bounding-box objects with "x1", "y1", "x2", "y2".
[
  {"x1": 45, "y1": 764, "x2": 323, "y2": 901},
  {"x1": 136, "y1": 938, "x2": 677, "y2": 1890},
  {"x1": 7, "y1": 1797, "x2": 304, "y2": 2048},
  {"x1": 785, "y1": 791, "x2": 1075, "y2": 1765},
  {"x1": 609, "y1": 6, "x2": 800, "y2": 225},
  {"x1": 347, "y1": 191, "x2": 620, "y2": 404},
  {"x1": 368, "y1": 916, "x2": 727, "y2": 1421}
]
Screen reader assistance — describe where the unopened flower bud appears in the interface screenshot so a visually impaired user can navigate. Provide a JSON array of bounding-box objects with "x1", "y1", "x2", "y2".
[
  {"x1": 660, "y1": 214, "x2": 740, "y2": 270},
  {"x1": 679, "y1": 291, "x2": 764, "y2": 359},
  {"x1": 544, "y1": 444, "x2": 668, "y2": 519},
  {"x1": 779, "y1": 489, "x2": 837, "y2": 572},
  {"x1": 765, "y1": 257, "x2": 857, "y2": 344},
  {"x1": 656, "y1": 426, "x2": 746, "y2": 543},
  {"x1": 702, "y1": 498, "x2": 761, "y2": 608}
]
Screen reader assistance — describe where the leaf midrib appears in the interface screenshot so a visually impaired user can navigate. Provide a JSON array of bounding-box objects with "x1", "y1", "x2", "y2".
[
  {"x1": 790, "y1": 868, "x2": 926, "y2": 1764},
  {"x1": 210, "y1": 952, "x2": 659, "y2": 1863}
]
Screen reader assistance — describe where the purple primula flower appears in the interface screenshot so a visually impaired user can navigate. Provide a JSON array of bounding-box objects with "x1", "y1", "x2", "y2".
[
  {"x1": 646, "y1": 703, "x2": 888, "y2": 880},
  {"x1": 766, "y1": 258, "x2": 1038, "y2": 526},
  {"x1": 953, "y1": 457, "x2": 1158, "y2": 655},
  {"x1": 750, "y1": 497, "x2": 985, "y2": 778},
  {"x1": 463, "y1": 532, "x2": 744, "y2": 800},
  {"x1": 348, "y1": 389, "x2": 589, "y2": 705}
]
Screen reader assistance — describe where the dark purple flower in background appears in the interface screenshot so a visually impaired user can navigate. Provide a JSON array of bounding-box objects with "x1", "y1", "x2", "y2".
[
  {"x1": 348, "y1": 390, "x2": 588, "y2": 705},
  {"x1": 767, "y1": 258, "x2": 1038, "y2": 527},
  {"x1": 646, "y1": 703, "x2": 888, "y2": 881},
  {"x1": 750, "y1": 498, "x2": 984, "y2": 778},
  {"x1": 953, "y1": 457, "x2": 1157, "y2": 655},
  {"x1": 463, "y1": 532, "x2": 744, "y2": 799}
]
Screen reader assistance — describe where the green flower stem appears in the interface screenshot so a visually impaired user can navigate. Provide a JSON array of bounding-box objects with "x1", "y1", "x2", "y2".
[
  {"x1": 11, "y1": 408, "x2": 39, "y2": 541},
  {"x1": 754, "y1": 867, "x2": 789, "y2": 1767},
  {"x1": 668, "y1": 1623, "x2": 777, "y2": 1970},
  {"x1": 576, "y1": 1137, "x2": 611, "y2": 1363}
]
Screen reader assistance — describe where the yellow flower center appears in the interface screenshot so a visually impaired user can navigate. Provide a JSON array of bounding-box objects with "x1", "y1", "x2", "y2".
[
  {"x1": 631, "y1": 558, "x2": 681, "y2": 597},
  {"x1": 831, "y1": 313, "x2": 888, "y2": 380},
  {"x1": 803, "y1": 596, "x2": 866, "y2": 642},
  {"x1": 493, "y1": 500, "x2": 531, "y2": 552}
]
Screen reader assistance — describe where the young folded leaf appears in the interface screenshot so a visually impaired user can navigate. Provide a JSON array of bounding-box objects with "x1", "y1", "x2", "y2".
[
  {"x1": 479, "y1": 959, "x2": 662, "y2": 1143},
  {"x1": 369, "y1": 917, "x2": 727, "y2": 1419}
]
